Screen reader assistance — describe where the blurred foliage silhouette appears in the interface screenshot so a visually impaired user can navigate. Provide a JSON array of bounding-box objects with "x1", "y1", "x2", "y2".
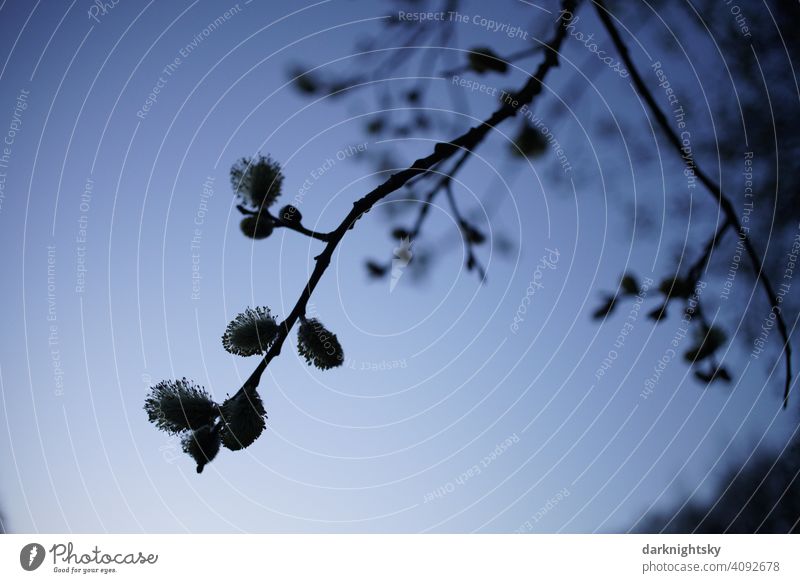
[{"x1": 640, "y1": 437, "x2": 800, "y2": 533}]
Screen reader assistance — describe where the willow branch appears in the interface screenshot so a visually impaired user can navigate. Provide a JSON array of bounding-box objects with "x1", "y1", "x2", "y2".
[
  {"x1": 594, "y1": 0, "x2": 793, "y2": 407},
  {"x1": 235, "y1": 0, "x2": 577, "y2": 398}
]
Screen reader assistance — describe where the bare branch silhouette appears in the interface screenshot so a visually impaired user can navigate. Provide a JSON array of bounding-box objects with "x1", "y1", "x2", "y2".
[
  {"x1": 234, "y1": 1, "x2": 576, "y2": 401},
  {"x1": 594, "y1": 0, "x2": 794, "y2": 406},
  {"x1": 143, "y1": 0, "x2": 796, "y2": 482},
  {"x1": 145, "y1": 0, "x2": 578, "y2": 473}
]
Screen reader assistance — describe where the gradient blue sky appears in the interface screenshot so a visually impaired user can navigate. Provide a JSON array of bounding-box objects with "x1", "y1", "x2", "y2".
[{"x1": 0, "y1": 0, "x2": 797, "y2": 533}]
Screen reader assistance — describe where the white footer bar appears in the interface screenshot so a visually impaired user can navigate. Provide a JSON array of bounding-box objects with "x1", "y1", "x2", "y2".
[{"x1": 1, "y1": 534, "x2": 797, "y2": 582}]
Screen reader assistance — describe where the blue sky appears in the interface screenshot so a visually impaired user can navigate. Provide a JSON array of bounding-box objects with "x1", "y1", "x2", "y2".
[{"x1": 0, "y1": 0, "x2": 797, "y2": 533}]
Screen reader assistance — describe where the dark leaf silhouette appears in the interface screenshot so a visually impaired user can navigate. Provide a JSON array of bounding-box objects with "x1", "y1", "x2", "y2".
[
  {"x1": 365, "y1": 260, "x2": 388, "y2": 278},
  {"x1": 647, "y1": 303, "x2": 668, "y2": 322},
  {"x1": 391, "y1": 227, "x2": 411, "y2": 240},
  {"x1": 461, "y1": 222, "x2": 486, "y2": 245},
  {"x1": 684, "y1": 326, "x2": 726, "y2": 363},
  {"x1": 511, "y1": 123, "x2": 548, "y2": 158},
  {"x1": 621, "y1": 273, "x2": 639, "y2": 295},
  {"x1": 658, "y1": 276, "x2": 693, "y2": 300},
  {"x1": 592, "y1": 294, "x2": 617, "y2": 320},
  {"x1": 694, "y1": 366, "x2": 732, "y2": 385},
  {"x1": 290, "y1": 67, "x2": 319, "y2": 94},
  {"x1": 414, "y1": 114, "x2": 430, "y2": 130},
  {"x1": 467, "y1": 46, "x2": 508, "y2": 74},
  {"x1": 366, "y1": 118, "x2": 385, "y2": 135}
]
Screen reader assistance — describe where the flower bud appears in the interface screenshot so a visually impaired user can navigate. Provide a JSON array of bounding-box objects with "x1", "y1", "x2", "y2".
[
  {"x1": 279, "y1": 205, "x2": 302, "y2": 224},
  {"x1": 230, "y1": 154, "x2": 284, "y2": 208},
  {"x1": 182, "y1": 424, "x2": 221, "y2": 473},
  {"x1": 222, "y1": 307, "x2": 279, "y2": 356},
  {"x1": 297, "y1": 317, "x2": 345, "y2": 370},
  {"x1": 220, "y1": 391, "x2": 267, "y2": 451},
  {"x1": 240, "y1": 215, "x2": 274, "y2": 239},
  {"x1": 144, "y1": 378, "x2": 218, "y2": 435}
]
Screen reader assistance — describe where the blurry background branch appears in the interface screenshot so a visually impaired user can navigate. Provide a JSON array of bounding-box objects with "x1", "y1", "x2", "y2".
[{"x1": 595, "y1": 0, "x2": 793, "y2": 405}]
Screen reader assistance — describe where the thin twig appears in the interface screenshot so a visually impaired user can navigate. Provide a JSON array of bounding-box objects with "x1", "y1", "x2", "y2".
[
  {"x1": 444, "y1": 180, "x2": 487, "y2": 279},
  {"x1": 594, "y1": 0, "x2": 793, "y2": 407},
  {"x1": 687, "y1": 217, "x2": 732, "y2": 285},
  {"x1": 236, "y1": 205, "x2": 332, "y2": 242},
  {"x1": 365, "y1": 150, "x2": 473, "y2": 277},
  {"x1": 411, "y1": 148, "x2": 471, "y2": 236},
  {"x1": 441, "y1": 44, "x2": 545, "y2": 78}
]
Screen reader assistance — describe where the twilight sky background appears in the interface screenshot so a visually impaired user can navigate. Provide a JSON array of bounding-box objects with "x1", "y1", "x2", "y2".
[{"x1": 0, "y1": 0, "x2": 797, "y2": 533}]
